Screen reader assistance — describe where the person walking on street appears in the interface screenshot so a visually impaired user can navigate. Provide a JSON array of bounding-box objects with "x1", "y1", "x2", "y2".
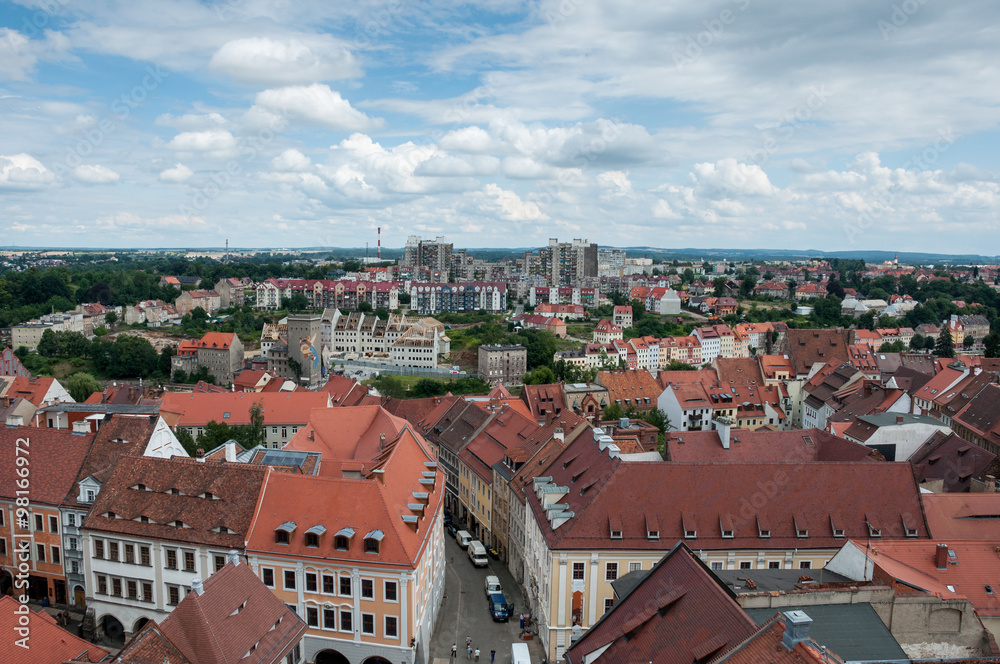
[
  {"x1": 451, "y1": 643, "x2": 457, "y2": 658},
  {"x1": 466, "y1": 636, "x2": 472, "y2": 648},
  {"x1": 467, "y1": 645, "x2": 472, "y2": 660},
  {"x1": 490, "y1": 649, "x2": 496, "y2": 663},
  {"x1": 474, "y1": 648, "x2": 480, "y2": 662}
]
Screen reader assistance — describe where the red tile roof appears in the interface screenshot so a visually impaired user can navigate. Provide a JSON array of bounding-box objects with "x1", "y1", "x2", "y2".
[
  {"x1": 666, "y1": 428, "x2": 874, "y2": 464},
  {"x1": 4, "y1": 376, "x2": 63, "y2": 407},
  {"x1": 714, "y1": 358, "x2": 764, "y2": 385},
  {"x1": 82, "y1": 456, "x2": 269, "y2": 548},
  {"x1": 0, "y1": 426, "x2": 92, "y2": 505},
  {"x1": 193, "y1": 332, "x2": 237, "y2": 350},
  {"x1": 911, "y1": 431, "x2": 997, "y2": 493},
  {"x1": 160, "y1": 391, "x2": 331, "y2": 428},
  {"x1": 283, "y1": 405, "x2": 411, "y2": 475},
  {"x1": 921, "y1": 492, "x2": 1000, "y2": 541},
  {"x1": 597, "y1": 370, "x2": 661, "y2": 409},
  {"x1": 0, "y1": 596, "x2": 109, "y2": 663},
  {"x1": 564, "y1": 542, "x2": 758, "y2": 664},
  {"x1": 782, "y1": 329, "x2": 851, "y2": 377},
  {"x1": 712, "y1": 612, "x2": 835, "y2": 663}
]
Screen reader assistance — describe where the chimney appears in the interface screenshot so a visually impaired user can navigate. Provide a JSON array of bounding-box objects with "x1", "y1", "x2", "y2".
[
  {"x1": 191, "y1": 578, "x2": 205, "y2": 595},
  {"x1": 72, "y1": 420, "x2": 91, "y2": 435},
  {"x1": 5, "y1": 414, "x2": 23, "y2": 428},
  {"x1": 195, "y1": 448, "x2": 205, "y2": 462},
  {"x1": 781, "y1": 610, "x2": 813, "y2": 651},
  {"x1": 935, "y1": 543, "x2": 949, "y2": 570},
  {"x1": 716, "y1": 416, "x2": 732, "y2": 450},
  {"x1": 379, "y1": 433, "x2": 386, "y2": 450},
  {"x1": 619, "y1": 417, "x2": 629, "y2": 430},
  {"x1": 227, "y1": 549, "x2": 240, "y2": 566},
  {"x1": 225, "y1": 439, "x2": 237, "y2": 462},
  {"x1": 987, "y1": 475, "x2": 996, "y2": 493},
  {"x1": 896, "y1": 415, "x2": 904, "y2": 424},
  {"x1": 553, "y1": 427, "x2": 565, "y2": 443}
]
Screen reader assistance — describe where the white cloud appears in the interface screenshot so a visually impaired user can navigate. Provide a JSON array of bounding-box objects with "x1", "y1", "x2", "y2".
[
  {"x1": 691, "y1": 159, "x2": 777, "y2": 197},
  {"x1": 0, "y1": 153, "x2": 54, "y2": 188},
  {"x1": 482, "y1": 183, "x2": 548, "y2": 221},
  {"x1": 155, "y1": 113, "x2": 228, "y2": 131},
  {"x1": 271, "y1": 149, "x2": 312, "y2": 172},
  {"x1": 597, "y1": 170, "x2": 634, "y2": 197},
  {"x1": 167, "y1": 130, "x2": 238, "y2": 157},
  {"x1": 159, "y1": 163, "x2": 194, "y2": 183},
  {"x1": 73, "y1": 164, "x2": 120, "y2": 184},
  {"x1": 0, "y1": 28, "x2": 74, "y2": 81},
  {"x1": 253, "y1": 84, "x2": 382, "y2": 131},
  {"x1": 209, "y1": 36, "x2": 359, "y2": 85}
]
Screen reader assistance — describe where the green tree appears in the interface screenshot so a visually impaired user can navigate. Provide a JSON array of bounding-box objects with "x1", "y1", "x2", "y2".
[
  {"x1": 935, "y1": 327, "x2": 955, "y2": 358},
  {"x1": 712, "y1": 277, "x2": 727, "y2": 298},
  {"x1": 246, "y1": 401, "x2": 265, "y2": 448},
  {"x1": 373, "y1": 374, "x2": 406, "y2": 399},
  {"x1": 878, "y1": 340, "x2": 906, "y2": 353},
  {"x1": 175, "y1": 428, "x2": 198, "y2": 456},
  {"x1": 984, "y1": 332, "x2": 1000, "y2": 358},
  {"x1": 602, "y1": 402, "x2": 626, "y2": 421},
  {"x1": 909, "y1": 334, "x2": 925, "y2": 352},
  {"x1": 522, "y1": 366, "x2": 556, "y2": 385},
  {"x1": 66, "y1": 372, "x2": 102, "y2": 402},
  {"x1": 172, "y1": 369, "x2": 188, "y2": 383},
  {"x1": 288, "y1": 358, "x2": 302, "y2": 382},
  {"x1": 105, "y1": 311, "x2": 118, "y2": 326},
  {"x1": 963, "y1": 335, "x2": 976, "y2": 350}
]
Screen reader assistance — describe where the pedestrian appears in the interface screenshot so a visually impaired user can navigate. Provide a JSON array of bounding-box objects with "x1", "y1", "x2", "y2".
[
  {"x1": 474, "y1": 648, "x2": 480, "y2": 662},
  {"x1": 490, "y1": 649, "x2": 496, "y2": 663},
  {"x1": 466, "y1": 635, "x2": 472, "y2": 648},
  {"x1": 467, "y1": 645, "x2": 473, "y2": 659},
  {"x1": 451, "y1": 643, "x2": 457, "y2": 658}
]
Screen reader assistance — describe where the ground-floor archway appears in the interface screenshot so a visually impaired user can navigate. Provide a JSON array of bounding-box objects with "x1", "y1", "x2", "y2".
[
  {"x1": 314, "y1": 649, "x2": 350, "y2": 664},
  {"x1": 100, "y1": 614, "x2": 125, "y2": 642},
  {"x1": 133, "y1": 617, "x2": 151, "y2": 633},
  {"x1": 361, "y1": 657, "x2": 392, "y2": 664},
  {"x1": 73, "y1": 585, "x2": 85, "y2": 609}
]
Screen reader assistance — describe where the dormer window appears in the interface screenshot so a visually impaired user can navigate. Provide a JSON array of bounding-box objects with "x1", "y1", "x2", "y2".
[
  {"x1": 134, "y1": 484, "x2": 147, "y2": 491},
  {"x1": 173, "y1": 520, "x2": 188, "y2": 529},
  {"x1": 201, "y1": 492, "x2": 216, "y2": 500},
  {"x1": 682, "y1": 512, "x2": 697, "y2": 540},
  {"x1": 684, "y1": 530, "x2": 697, "y2": 539},
  {"x1": 794, "y1": 514, "x2": 808, "y2": 539},
  {"x1": 866, "y1": 514, "x2": 881, "y2": 538},
  {"x1": 722, "y1": 529, "x2": 734, "y2": 539},
  {"x1": 305, "y1": 524, "x2": 326, "y2": 547},
  {"x1": 610, "y1": 530, "x2": 623, "y2": 540},
  {"x1": 169, "y1": 488, "x2": 182, "y2": 496},
  {"x1": 105, "y1": 512, "x2": 117, "y2": 519},
  {"x1": 215, "y1": 526, "x2": 233, "y2": 534},
  {"x1": 364, "y1": 529, "x2": 384, "y2": 554},
  {"x1": 334, "y1": 527, "x2": 355, "y2": 551}
]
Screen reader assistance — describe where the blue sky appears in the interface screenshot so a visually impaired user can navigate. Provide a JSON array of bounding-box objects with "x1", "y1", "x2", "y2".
[{"x1": 1, "y1": 0, "x2": 999, "y2": 254}]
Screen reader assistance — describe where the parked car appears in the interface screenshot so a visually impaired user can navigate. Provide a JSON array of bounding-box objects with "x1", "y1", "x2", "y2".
[
  {"x1": 456, "y1": 530, "x2": 473, "y2": 549},
  {"x1": 485, "y1": 575, "x2": 502, "y2": 596},
  {"x1": 468, "y1": 541, "x2": 489, "y2": 567},
  {"x1": 487, "y1": 591, "x2": 514, "y2": 622},
  {"x1": 446, "y1": 523, "x2": 458, "y2": 538}
]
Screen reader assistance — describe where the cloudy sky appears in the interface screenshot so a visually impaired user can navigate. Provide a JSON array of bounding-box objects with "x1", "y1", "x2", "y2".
[{"x1": 2, "y1": 0, "x2": 999, "y2": 253}]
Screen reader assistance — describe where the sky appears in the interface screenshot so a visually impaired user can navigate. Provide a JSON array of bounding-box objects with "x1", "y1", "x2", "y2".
[{"x1": 1, "y1": 0, "x2": 999, "y2": 254}]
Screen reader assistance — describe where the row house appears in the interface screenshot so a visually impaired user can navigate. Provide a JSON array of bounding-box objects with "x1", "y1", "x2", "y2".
[
  {"x1": 0, "y1": 427, "x2": 92, "y2": 606},
  {"x1": 82, "y1": 456, "x2": 269, "y2": 641},
  {"x1": 171, "y1": 331, "x2": 245, "y2": 385},
  {"x1": 592, "y1": 320, "x2": 623, "y2": 345},
  {"x1": 175, "y1": 289, "x2": 221, "y2": 317},
  {"x1": 645, "y1": 287, "x2": 682, "y2": 315},
  {"x1": 660, "y1": 335, "x2": 703, "y2": 366},
  {"x1": 800, "y1": 361, "x2": 865, "y2": 430},
  {"x1": 733, "y1": 322, "x2": 778, "y2": 356},
  {"x1": 794, "y1": 283, "x2": 827, "y2": 300},
  {"x1": 946, "y1": 314, "x2": 991, "y2": 350},
  {"x1": 753, "y1": 280, "x2": 790, "y2": 298},
  {"x1": 124, "y1": 300, "x2": 178, "y2": 327},
  {"x1": 536, "y1": 303, "x2": 585, "y2": 320},
  {"x1": 529, "y1": 286, "x2": 597, "y2": 308},
  {"x1": 595, "y1": 370, "x2": 661, "y2": 413},
  {"x1": 250, "y1": 406, "x2": 447, "y2": 664},
  {"x1": 256, "y1": 279, "x2": 400, "y2": 312},
  {"x1": 694, "y1": 325, "x2": 738, "y2": 364},
  {"x1": 950, "y1": 383, "x2": 1000, "y2": 456},
  {"x1": 610, "y1": 340, "x2": 635, "y2": 369},
  {"x1": 214, "y1": 276, "x2": 246, "y2": 308},
  {"x1": 63, "y1": 414, "x2": 188, "y2": 609},
  {"x1": 512, "y1": 314, "x2": 568, "y2": 338},
  {"x1": 522, "y1": 431, "x2": 929, "y2": 662},
  {"x1": 409, "y1": 282, "x2": 506, "y2": 314}
]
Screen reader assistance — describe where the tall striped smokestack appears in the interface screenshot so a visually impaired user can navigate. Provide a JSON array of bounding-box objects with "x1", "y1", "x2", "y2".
[{"x1": 378, "y1": 227, "x2": 381, "y2": 260}]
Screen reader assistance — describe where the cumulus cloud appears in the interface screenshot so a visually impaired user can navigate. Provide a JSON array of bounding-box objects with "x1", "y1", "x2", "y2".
[
  {"x1": 209, "y1": 36, "x2": 359, "y2": 85},
  {"x1": 0, "y1": 153, "x2": 54, "y2": 188},
  {"x1": 155, "y1": 112, "x2": 228, "y2": 131},
  {"x1": 253, "y1": 84, "x2": 382, "y2": 131},
  {"x1": 691, "y1": 159, "x2": 777, "y2": 197},
  {"x1": 271, "y1": 149, "x2": 312, "y2": 172},
  {"x1": 159, "y1": 163, "x2": 194, "y2": 183},
  {"x1": 167, "y1": 130, "x2": 238, "y2": 157},
  {"x1": 0, "y1": 28, "x2": 74, "y2": 81},
  {"x1": 482, "y1": 183, "x2": 548, "y2": 221},
  {"x1": 73, "y1": 164, "x2": 120, "y2": 184}
]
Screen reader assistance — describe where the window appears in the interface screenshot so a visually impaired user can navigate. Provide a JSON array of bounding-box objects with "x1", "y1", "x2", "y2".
[
  {"x1": 124, "y1": 544, "x2": 135, "y2": 564},
  {"x1": 262, "y1": 568, "x2": 275, "y2": 588},
  {"x1": 109, "y1": 542, "x2": 119, "y2": 562},
  {"x1": 340, "y1": 609, "x2": 352, "y2": 633},
  {"x1": 112, "y1": 578, "x2": 122, "y2": 596},
  {"x1": 166, "y1": 549, "x2": 177, "y2": 569},
  {"x1": 305, "y1": 533, "x2": 319, "y2": 548},
  {"x1": 739, "y1": 561, "x2": 751, "y2": 570},
  {"x1": 215, "y1": 555, "x2": 225, "y2": 572},
  {"x1": 335, "y1": 536, "x2": 349, "y2": 550},
  {"x1": 184, "y1": 551, "x2": 196, "y2": 572},
  {"x1": 384, "y1": 580, "x2": 398, "y2": 602},
  {"x1": 323, "y1": 608, "x2": 337, "y2": 630},
  {"x1": 799, "y1": 561, "x2": 812, "y2": 569},
  {"x1": 364, "y1": 538, "x2": 380, "y2": 554},
  {"x1": 51, "y1": 546, "x2": 60, "y2": 565},
  {"x1": 604, "y1": 598, "x2": 614, "y2": 614},
  {"x1": 141, "y1": 582, "x2": 152, "y2": 602},
  {"x1": 86, "y1": 489, "x2": 96, "y2": 503},
  {"x1": 385, "y1": 615, "x2": 398, "y2": 639},
  {"x1": 70, "y1": 560, "x2": 78, "y2": 574},
  {"x1": 127, "y1": 580, "x2": 138, "y2": 599},
  {"x1": 306, "y1": 607, "x2": 319, "y2": 628},
  {"x1": 340, "y1": 576, "x2": 352, "y2": 596},
  {"x1": 572, "y1": 563, "x2": 585, "y2": 580},
  {"x1": 605, "y1": 562, "x2": 618, "y2": 582},
  {"x1": 275, "y1": 531, "x2": 290, "y2": 545},
  {"x1": 710, "y1": 562, "x2": 723, "y2": 570},
  {"x1": 49, "y1": 515, "x2": 58, "y2": 533},
  {"x1": 361, "y1": 578, "x2": 374, "y2": 599},
  {"x1": 362, "y1": 613, "x2": 375, "y2": 635},
  {"x1": 322, "y1": 574, "x2": 335, "y2": 594},
  {"x1": 629, "y1": 562, "x2": 642, "y2": 573},
  {"x1": 68, "y1": 537, "x2": 77, "y2": 551},
  {"x1": 281, "y1": 427, "x2": 287, "y2": 438},
  {"x1": 97, "y1": 575, "x2": 107, "y2": 595},
  {"x1": 305, "y1": 572, "x2": 317, "y2": 593},
  {"x1": 34, "y1": 514, "x2": 43, "y2": 532},
  {"x1": 140, "y1": 546, "x2": 150, "y2": 566},
  {"x1": 168, "y1": 585, "x2": 180, "y2": 606},
  {"x1": 36, "y1": 543, "x2": 45, "y2": 562},
  {"x1": 94, "y1": 540, "x2": 104, "y2": 559},
  {"x1": 768, "y1": 561, "x2": 781, "y2": 569},
  {"x1": 284, "y1": 570, "x2": 296, "y2": 590}
]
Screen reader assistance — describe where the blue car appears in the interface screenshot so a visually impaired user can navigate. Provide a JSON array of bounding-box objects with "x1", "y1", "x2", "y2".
[{"x1": 488, "y1": 592, "x2": 514, "y2": 622}]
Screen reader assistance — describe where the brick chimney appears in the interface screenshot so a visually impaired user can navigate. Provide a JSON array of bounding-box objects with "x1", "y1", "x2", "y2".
[
  {"x1": 987, "y1": 475, "x2": 996, "y2": 493},
  {"x1": 896, "y1": 415, "x2": 904, "y2": 424},
  {"x1": 935, "y1": 543, "x2": 949, "y2": 570},
  {"x1": 195, "y1": 447, "x2": 205, "y2": 462}
]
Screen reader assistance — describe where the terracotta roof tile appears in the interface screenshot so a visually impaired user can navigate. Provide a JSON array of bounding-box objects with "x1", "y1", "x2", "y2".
[
  {"x1": 0, "y1": 596, "x2": 109, "y2": 663},
  {"x1": 0, "y1": 426, "x2": 92, "y2": 505}
]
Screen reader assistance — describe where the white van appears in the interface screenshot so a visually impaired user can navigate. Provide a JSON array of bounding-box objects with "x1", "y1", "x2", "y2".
[
  {"x1": 485, "y1": 575, "x2": 502, "y2": 596},
  {"x1": 511, "y1": 643, "x2": 531, "y2": 664},
  {"x1": 456, "y1": 530, "x2": 473, "y2": 549},
  {"x1": 468, "y1": 541, "x2": 488, "y2": 567}
]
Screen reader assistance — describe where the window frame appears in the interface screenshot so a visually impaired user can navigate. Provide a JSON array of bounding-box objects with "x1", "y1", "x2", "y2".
[{"x1": 604, "y1": 562, "x2": 618, "y2": 582}]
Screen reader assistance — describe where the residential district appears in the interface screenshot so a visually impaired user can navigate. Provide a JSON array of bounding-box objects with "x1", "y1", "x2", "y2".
[{"x1": 4, "y1": 239, "x2": 1000, "y2": 664}]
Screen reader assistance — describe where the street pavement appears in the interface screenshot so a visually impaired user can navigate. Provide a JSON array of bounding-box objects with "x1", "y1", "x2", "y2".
[{"x1": 427, "y1": 532, "x2": 547, "y2": 664}]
